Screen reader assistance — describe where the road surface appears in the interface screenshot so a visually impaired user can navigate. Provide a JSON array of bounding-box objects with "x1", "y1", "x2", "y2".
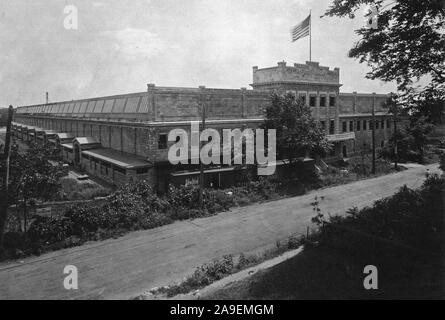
[{"x1": 0, "y1": 164, "x2": 439, "y2": 300}]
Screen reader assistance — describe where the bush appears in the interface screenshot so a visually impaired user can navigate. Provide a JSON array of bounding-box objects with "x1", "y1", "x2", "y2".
[
  {"x1": 237, "y1": 253, "x2": 259, "y2": 269},
  {"x1": 27, "y1": 216, "x2": 74, "y2": 247},
  {"x1": 312, "y1": 175, "x2": 444, "y2": 267},
  {"x1": 440, "y1": 153, "x2": 445, "y2": 172},
  {"x1": 155, "y1": 255, "x2": 236, "y2": 297}
]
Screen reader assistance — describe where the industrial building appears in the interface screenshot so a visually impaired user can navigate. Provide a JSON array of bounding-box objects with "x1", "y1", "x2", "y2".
[{"x1": 12, "y1": 61, "x2": 393, "y2": 190}]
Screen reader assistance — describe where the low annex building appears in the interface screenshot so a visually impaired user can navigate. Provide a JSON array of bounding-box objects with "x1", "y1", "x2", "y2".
[{"x1": 12, "y1": 61, "x2": 393, "y2": 190}]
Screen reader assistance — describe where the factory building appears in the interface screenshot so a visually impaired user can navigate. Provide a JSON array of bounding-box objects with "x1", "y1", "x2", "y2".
[{"x1": 12, "y1": 61, "x2": 393, "y2": 190}]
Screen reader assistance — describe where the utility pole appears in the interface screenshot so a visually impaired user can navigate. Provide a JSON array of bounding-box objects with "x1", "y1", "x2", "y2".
[
  {"x1": 199, "y1": 86, "x2": 206, "y2": 210},
  {"x1": 394, "y1": 114, "x2": 398, "y2": 170},
  {"x1": 0, "y1": 105, "x2": 14, "y2": 253},
  {"x1": 389, "y1": 93, "x2": 399, "y2": 171},
  {"x1": 371, "y1": 93, "x2": 376, "y2": 175}
]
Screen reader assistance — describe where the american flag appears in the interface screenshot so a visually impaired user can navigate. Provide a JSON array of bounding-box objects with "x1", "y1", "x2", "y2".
[{"x1": 291, "y1": 14, "x2": 311, "y2": 42}]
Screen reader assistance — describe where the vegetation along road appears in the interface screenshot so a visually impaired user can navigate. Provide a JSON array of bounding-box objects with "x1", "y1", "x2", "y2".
[{"x1": 0, "y1": 164, "x2": 439, "y2": 300}]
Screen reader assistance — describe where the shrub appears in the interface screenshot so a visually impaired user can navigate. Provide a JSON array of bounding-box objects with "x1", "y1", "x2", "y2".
[
  {"x1": 156, "y1": 255, "x2": 236, "y2": 297},
  {"x1": 311, "y1": 175, "x2": 445, "y2": 268},
  {"x1": 2, "y1": 232, "x2": 28, "y2": 257},
  {"x1": 27, "y1": 216, "x2": 74, "y2": 247},
  {"x1": 440, "y1": 153, "x2": 445, "y2": 172},
  {"x1": 237, "y1": 253, "x2": 259, "y2": 269}
]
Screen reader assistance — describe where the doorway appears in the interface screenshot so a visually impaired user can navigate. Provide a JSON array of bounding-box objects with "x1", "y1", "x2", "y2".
[{"x1": 74, "y1": 143, "x2": 81, "y2": 166}]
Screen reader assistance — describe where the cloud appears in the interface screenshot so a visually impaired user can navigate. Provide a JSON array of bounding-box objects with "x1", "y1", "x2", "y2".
[
  {"x1": 101, "y1": 28, "x2": 169, "y2": 61},
  {"x1": 92, "y1": 2, "x2": 106, "y2": 8}
]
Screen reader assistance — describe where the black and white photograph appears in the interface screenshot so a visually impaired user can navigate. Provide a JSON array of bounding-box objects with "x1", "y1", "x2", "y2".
[{"x1": 0, "y1": 0, "x2": 444, "y2": 307}]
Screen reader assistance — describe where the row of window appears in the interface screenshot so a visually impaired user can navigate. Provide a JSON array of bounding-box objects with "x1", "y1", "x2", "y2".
[
  {"x1": 342, "y1": 119, "x2": 391, "y2": 133},
  {"x1": 81, "y1": 154, "x2": 149, "y2": 176},
  {"x1": 157, "y1": 118, "x2": 391, "y2": 150},
  {"x1": 301, "y1": 95, "x2": 336, "y2": 108}
]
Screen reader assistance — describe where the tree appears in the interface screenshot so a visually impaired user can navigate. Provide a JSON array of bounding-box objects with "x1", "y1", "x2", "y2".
[
  {"x1": 324, "y1": 0, "x2": 445, "y2": 106},
  {"x1": 404, "y1": 116, "x2": 434, "y2": 163},
  {"x1": 263, "y1": 92, "x2": 331, "y2": 169},
  {"x1": 0, "y1": 143, "x2": 65, "y2": 252},
  {"x1": 384, "y1": 93, "x2": 407, "y2": 169},
  {"x1": 440, "y1": 153, "x2": 445, "y2": 172}
]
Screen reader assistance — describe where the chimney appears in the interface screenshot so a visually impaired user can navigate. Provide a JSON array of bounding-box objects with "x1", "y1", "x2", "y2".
[{"x1": 46, "y1": 92, "x2": 49, "y2": 104}]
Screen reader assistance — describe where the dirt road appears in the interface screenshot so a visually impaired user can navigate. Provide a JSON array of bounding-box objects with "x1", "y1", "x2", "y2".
[{"x1": 0, "y1": 164, "x2": 438, "y2": 300}]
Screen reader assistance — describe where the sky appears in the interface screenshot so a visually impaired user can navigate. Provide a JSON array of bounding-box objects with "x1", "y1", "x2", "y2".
[{"x1": 0, "y1": 0, "x2": 398, "y2": 108}]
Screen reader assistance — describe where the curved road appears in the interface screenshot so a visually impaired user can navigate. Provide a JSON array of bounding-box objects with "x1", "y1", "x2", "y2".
[{"x1": 0, "y1": 164, "x2": 439, "y2": 300}]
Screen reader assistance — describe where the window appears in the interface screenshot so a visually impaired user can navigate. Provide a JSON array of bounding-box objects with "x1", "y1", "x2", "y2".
[
  {"x1": 158, "y1": 134, "x2": 168, "y2": 149},
  {"x1": 370, "y1": 121, "x2": 374, "y2": 130},
  {"x1": 329, "y1": 120, "x2": 335, "y2": 134},
  {"x1": 329, "y1": 96, "x2": 336, "y2": 107},
  {"x1": 387, "y1": 119, "x2": 391, "y2": 129},
  {"x1": 381, "y1": 119, "x2": 385, "y2": 129},
  {"x1": 375, "y1": 120, "x2": 379, "y2": 129},
  {"x1": 114, "y1": 166, "x2": 126, "y2": 174},
  {"x1": 104, "y1": 163, "x2": 110, "y2": 176},
  {"x1": 349, "y1": 121, "x2": 354, "y2": 132},
  {"x1": 381, "y1": 141, "x2": 385, "y2": 148},
  {"x1": 137, "y1": 167, "x2": 149, "y2": 174},
  {"x1": 320, "y1": 96, "x2": 326, "y2": 107},
  {"x1": 101, "y1": 162, "x2": 111, "y2": 176},
  {"x1": 309, "y1": 95, "x2": 316, "y2": 107},
  {"x1": 356, "y1": 120, "x2": 361, "y2": 131},
  {"x1": 342, "y1": 121, "x2": 347, "y2": 133},
  {"x1": 320, "y1": 121, "x2": 326, "y2": 131}
]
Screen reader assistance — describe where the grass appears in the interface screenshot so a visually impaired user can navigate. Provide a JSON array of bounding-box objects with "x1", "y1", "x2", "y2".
[
  {"x1": 59, "y1": 177, "x2": 110, "y2": 200},
  {"x1": 318, "y1": 158, "x2": 405, "y2": 188},
  {"x1": 135, "y1": 234, "x2": 306, "y2": 299},
  {"x1": 203, "y1": 242, "x2": 443, "y2": 300}
]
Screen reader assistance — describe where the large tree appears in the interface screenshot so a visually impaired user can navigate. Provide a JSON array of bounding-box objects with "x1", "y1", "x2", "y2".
[
  {"x1": 263, "y1": 92, "x2": 331, "y2": 166},
  {"x1": 0, "y1": 143, "x2": 65, "y2": 253},
  {"x1": 324, "y1": 0, "x2": 445, "y2": 109}
]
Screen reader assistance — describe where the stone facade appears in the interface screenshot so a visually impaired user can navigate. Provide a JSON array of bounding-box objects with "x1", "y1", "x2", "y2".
[{"x1": 13, "y1": 61, "x2": 393, "y2": 189}]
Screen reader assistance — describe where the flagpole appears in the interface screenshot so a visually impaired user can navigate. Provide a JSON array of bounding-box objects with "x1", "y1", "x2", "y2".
[{"x1": 309, "y1": 10, "x2": 312, "y2": 62}]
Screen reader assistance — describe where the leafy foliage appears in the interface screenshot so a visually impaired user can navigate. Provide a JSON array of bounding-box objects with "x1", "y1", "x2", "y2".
[
  {"x1": 0, "y1": 142, "x2": 66, "y2": 254},
  {"x1": 263, "y1": 92, "x2": 331, "y2": 165},
  {"x1": 381, "y1": 115, "x2": 434, "y2": 163},
  {"x1": 5, "y1": 143, "x2": 66, "y2": 205},
  {"x1": 311, "y1": 174, "x2": 444, "y2": 270},
  {"x1": 324, "y1": 0, "x2": 445, "y2": 105},
  {"x1": 440, "y1": 153, "x2": 445, "y2": 172}
]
